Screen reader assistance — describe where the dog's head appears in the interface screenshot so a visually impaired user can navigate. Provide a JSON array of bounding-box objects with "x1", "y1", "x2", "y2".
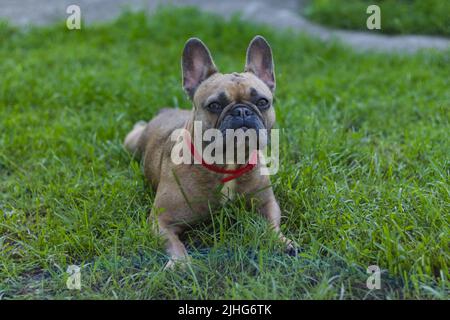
[{"x1": 181, "y1": 36, "x2": 276, "y2": 154}]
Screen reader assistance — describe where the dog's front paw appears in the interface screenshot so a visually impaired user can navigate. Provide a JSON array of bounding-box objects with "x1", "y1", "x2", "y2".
[
  {"x1": 285, "y1": 241, "x2": 299, "y2": 257},
  {"x1": 280, "y1": 236, "x2": 299, "y2": 257},
  {"x1": 163, "y1": 256, "x2": 191, "y2": 271},
  {"x1": 163, "y1": 259, "x2": 177, "y2": 270}
]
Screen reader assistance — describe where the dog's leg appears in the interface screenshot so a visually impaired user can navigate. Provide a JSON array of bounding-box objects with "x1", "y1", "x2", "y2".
[
  {"x1": 157, "y1": 215, "x2": 190, "y2": 270},
  {"x1": 259, "y1": 199, "x2": 297, "y2": 256}
]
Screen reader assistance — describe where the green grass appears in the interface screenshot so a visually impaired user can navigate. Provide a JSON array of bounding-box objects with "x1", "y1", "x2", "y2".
[
  {"x1": 0, "y1": 7, "x2": 449, "y2": 299},
  {"x1": 304, "y1": 0, "x2": 450, "y2": 36}
]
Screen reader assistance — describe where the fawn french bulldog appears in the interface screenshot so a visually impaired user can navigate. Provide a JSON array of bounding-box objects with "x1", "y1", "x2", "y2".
[{"x1": 124, "y1": 36, "x2": 295, "y2": 269}]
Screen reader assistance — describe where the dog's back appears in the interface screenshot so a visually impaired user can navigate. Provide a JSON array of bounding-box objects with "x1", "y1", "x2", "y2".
[{"x1": 124, "y1": 108, "x2": 191, "y2": 187}]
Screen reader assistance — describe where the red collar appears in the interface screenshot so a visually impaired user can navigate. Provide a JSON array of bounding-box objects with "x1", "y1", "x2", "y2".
[{"x1": 183, "y1": 126, "x2": 257, "y2": 183}]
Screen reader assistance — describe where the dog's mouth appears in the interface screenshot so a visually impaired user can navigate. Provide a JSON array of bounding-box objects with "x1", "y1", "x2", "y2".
[
  {"x1": 209, "y1": 104, "x2": 268, "y2": 157},
  {"x1": 217, "y1": 104, "x2": 266, "y2": 135}
]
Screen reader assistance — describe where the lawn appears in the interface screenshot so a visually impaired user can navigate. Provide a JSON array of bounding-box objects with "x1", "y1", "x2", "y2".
[
  {"x1": 303, "y1": 0, "x2": 450, "y2": 36},
  {"x1": 0, "y1": 7, "x2": 449, "y2": 299}
]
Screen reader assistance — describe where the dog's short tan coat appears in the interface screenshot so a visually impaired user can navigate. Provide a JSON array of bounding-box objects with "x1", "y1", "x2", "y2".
[{"x1": 125, "y1": 36, "x2": 294, "y2": 269}]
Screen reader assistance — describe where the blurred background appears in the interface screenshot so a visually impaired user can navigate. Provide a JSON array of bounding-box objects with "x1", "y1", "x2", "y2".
[{"x1": 1, "y1": 0, "x2": 448, "y2": 52}]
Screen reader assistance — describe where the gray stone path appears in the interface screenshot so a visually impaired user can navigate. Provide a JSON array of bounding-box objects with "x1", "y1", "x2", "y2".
[{"x1": 1, "y1": 0, "x2": 448, "y2": 53}]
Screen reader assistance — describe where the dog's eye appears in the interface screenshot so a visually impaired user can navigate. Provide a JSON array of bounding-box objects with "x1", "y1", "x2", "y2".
[
  {"x1": 207, "y1": 102, "x2": 222, "y2": 112},
  {"x1": 256, "y1": 98, "x2": 269, "y2": 108}
]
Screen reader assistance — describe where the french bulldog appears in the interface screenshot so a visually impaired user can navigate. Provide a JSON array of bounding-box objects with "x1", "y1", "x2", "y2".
[{"x1": 124, "y1": 36, "x2": 295, "y2": 269}]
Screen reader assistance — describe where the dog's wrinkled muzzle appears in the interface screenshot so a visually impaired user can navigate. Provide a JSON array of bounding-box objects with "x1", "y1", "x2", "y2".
[{"x1": 216, "y1": 103, "x2": 266, "y2": 134}]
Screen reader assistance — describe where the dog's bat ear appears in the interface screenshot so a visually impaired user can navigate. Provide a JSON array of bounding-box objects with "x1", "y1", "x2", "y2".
[
  {"x1": 182, "y1": 38, "x2": 218, "y2": 99},
  {"x1": 245, "y1": 35, "x2": 275, "y2": 92}
]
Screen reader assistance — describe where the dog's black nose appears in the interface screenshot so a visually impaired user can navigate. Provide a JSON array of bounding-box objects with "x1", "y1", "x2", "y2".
[{"x1": 231, "y1": 106, "x2": 254, "y2": 117}]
